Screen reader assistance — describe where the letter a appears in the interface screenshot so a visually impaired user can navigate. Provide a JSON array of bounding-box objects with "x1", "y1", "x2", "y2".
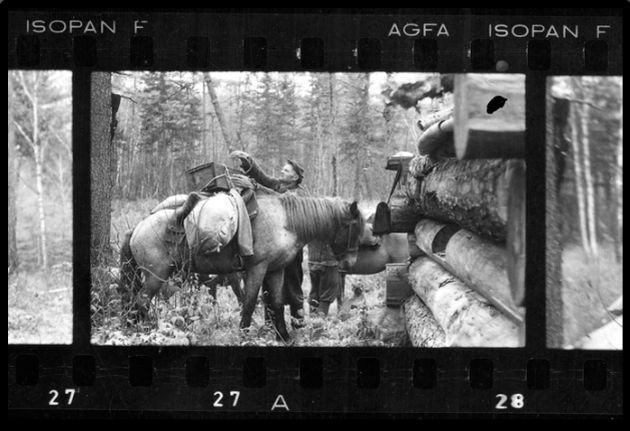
[
  {"x1": 271, "y1": 394, "x2": 290, "y2": 411},
  {"x1": 388, "y1": 23, "x2": 401, "y2": 37}
]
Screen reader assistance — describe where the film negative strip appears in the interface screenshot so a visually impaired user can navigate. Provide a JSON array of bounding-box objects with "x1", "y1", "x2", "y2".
[{"x1": 7, "y1": 7, "x2": 623, "y2": 418}]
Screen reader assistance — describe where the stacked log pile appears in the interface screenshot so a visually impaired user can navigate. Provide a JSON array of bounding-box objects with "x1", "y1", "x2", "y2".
[{"x1": 395, "y1": 74, "x2": 526, "y2": 347}]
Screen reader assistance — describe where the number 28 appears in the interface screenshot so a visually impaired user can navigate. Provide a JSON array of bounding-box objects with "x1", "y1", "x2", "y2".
[{"x1": 495, "y1": 393, "x2": 524, "y2": 409}]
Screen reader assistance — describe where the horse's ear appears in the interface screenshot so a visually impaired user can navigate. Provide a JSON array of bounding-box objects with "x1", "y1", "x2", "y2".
[{"x1": 350, "y1": 201, "x2": 359, "y2": 217}]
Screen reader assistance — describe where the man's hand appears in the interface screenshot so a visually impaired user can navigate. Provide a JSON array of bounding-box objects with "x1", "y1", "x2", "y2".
[{"x1": 229, "y1": 150, "x2": 252, "y2": 171}]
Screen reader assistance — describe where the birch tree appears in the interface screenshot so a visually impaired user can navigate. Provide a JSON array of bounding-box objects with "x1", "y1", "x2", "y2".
[
  {"x1": 8, "y1": 73, "x2": 19, "y2": 273},
  {"x1": 578, "y1": 78, "x2": 598, "y2": 256},
  {"x1": 13, "y1": 71, "x2": 49, "y2": 269}
]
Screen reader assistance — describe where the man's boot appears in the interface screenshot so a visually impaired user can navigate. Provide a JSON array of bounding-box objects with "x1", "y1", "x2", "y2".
[{"x1": 316, "y1": 301, "x2": 330, "y2": 316}]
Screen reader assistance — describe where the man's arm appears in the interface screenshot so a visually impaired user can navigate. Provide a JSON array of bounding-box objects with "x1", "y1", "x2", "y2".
[{"x1": 230, "y1": 151, "x2": 283, "y2": 192}]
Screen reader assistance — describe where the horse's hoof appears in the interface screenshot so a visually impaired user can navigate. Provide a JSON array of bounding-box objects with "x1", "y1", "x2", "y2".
[
  {"x1": 276, "y1": 333, "x2": 292, "y2": 343},
  {"x1": 291, "y1": 318, "x2": 305, "y2": 329}
]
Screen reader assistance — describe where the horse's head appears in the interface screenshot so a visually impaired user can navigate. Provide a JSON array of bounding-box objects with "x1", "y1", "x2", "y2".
[{"x1": 330, "y1": 201, "x2": 365, "y2": 271}]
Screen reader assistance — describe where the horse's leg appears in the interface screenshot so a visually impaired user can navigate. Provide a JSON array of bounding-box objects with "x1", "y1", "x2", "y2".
[
  {"x1": 261, "y1": 273, "x2": 274, "y2": 325},
  {"x1": 336, "y1": 273, "x2": 346, "y2": 310},
  {"x1": 197, "y1": 273, "x2": 219, "y2": 300},
  {"x1": 240, "y1": 262, "x2": 268, "y2": 331},
  {"x1": 136, "y1": 265, "x2": 173, "y2": 319},
  {"x1": 226, "y1": 272, "x2": 245, "y2": 305},
  {"x1": 265, "y1": 269, "x2": 290, "y2": 342}
]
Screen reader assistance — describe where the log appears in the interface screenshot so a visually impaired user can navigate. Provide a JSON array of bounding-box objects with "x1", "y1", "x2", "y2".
[
  {"x1": 414, "y1": 219, "x2": 524, "y2": 324},
  {"x1": 454, "y1": 74, "x2": 525, "y2": 159},
  {"x1": 417, "y1": 117, "x2": 455, "y2": 157},
  {"x1": 403, "y1": 295, "x2": 447, "y2": 347},
  {"x1": 406, "y1": 233, "x2": 424, "y2": 260},
  {"x1": 389, "y1": 195, "x2": 423, "y2": 233},
  {"x1": 375, "y1": 306, "x2": 408, "y2": 346},
  {"x1": 408, "y1": 157, "x2": 517, "y2": 243},
  {"x1": 417, "y1": 107, "x2": 453, "y2": 131},
  {"x1": 506, "y1": 160, "x2": 526, "y2": 306},
  {"x1": 408, "y1": 257, "x2": 522, "y2": 347},
  {"x1": 575, "y1": 316, "x2": 623, "y2": 350}
]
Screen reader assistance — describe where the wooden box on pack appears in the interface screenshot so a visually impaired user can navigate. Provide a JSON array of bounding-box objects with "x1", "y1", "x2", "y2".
[{"x1": 385, "y1": 263, "x2": 413, "y2": 307}]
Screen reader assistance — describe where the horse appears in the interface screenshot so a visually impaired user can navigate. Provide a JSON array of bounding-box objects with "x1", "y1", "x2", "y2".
[
  {"x1": 119, "y1": 192, "x2": 365, "y2": 342},
  {"x1": 205, "y1": 220, "x2": 410, "y2": 309}
]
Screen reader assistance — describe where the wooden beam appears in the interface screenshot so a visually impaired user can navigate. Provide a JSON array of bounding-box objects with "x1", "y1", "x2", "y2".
[
  {"x1": 408, "y1": 256, "x2": 522, "y2": 347},
  {"x1": 403, "y1": 295, "x2": 447, "y2": 347},
  {"x1": 414, "y1": 219, "x2": 524, "y2": 325},
  {"x1": 454, "y1": 74, "x2": 525, "y2": 159}
]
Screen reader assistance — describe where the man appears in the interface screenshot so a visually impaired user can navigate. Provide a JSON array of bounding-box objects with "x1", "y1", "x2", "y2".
[
  {"x1": 230, "y1": 150, "x2": 308, "y2": 326},
  {"x1": 308, "y1": 240, "x2": 344, "y2": 316}
]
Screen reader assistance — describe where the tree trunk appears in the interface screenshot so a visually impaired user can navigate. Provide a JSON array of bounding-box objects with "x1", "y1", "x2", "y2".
[
  {"x1": 34, "y1": 146, "x2": 48, "y2": 269},
  {"x1": 408, "y1": 256, "x2": 521, "y2": 347},
  {"x1": 91, "y1": 72, "x2": 114, "y2": 264},
  {"x1": 570, "y1": 101, "x2": 589, "y2": 253},
  {"x1": 403, "y1": 295, "x2": 447, "y2": 347},
  {"x1": 8, "y1": 74, "x2": 19, "y2": 273},
  {"x1": 204, "y1": 73, "x2": 234, "y2": 154},
  {"x1": 414, "y1": 219, "x2": 524, "y2": 324},
  {"x1": 578, "y1": 80, "x2": 598, "y2": 256},
  {"x1": 407, "y1": 157, "x2": 516, "y2": 243},
  {"x1": 201, "y1": 74, "x2": 207, "y2": 159},
  {"x1": 546, "y1": 85, "x2": 564, "y2": 348},
  {"x1": 614, "y1": 103, "x2": 623, "y2": 263}
]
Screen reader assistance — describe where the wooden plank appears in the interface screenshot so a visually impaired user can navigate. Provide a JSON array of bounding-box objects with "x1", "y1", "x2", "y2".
[
  {"x1": 454, "y1": 74, "x2": 525, "y2": 159},
  {"x1": 408, "y1": 257, "x2": 522, "y2": 347}
]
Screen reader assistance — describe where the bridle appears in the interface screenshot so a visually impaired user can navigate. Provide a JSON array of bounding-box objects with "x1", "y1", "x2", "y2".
[{"x1": 332, "y1": 218, "x2": 361, "y2": 260}]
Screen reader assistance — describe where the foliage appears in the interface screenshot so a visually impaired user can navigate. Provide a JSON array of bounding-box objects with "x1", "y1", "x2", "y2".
[{"x1": 111, "y1": 72, "x2": 439, "y2": 202}]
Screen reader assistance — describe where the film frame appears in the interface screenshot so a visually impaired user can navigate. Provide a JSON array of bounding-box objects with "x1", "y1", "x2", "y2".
[{"x1": 6, "y1": 7, "x2": 624, "y2": 418}]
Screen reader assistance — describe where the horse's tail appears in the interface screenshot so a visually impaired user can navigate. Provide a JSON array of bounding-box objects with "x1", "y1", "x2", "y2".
[{"x1": 119, "y1": 227, "x2": 142, "y2": 304}]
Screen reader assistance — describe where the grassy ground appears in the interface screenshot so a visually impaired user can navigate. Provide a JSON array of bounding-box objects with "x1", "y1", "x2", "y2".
[
  {"x1": 8, "y1": 264, "x2": 73, "y2": 344},
  {"x1": 8, "y1": 165, "x2": 73, "y2": 344},
  {"x1": 561, "y1": 244, "x2": 622, "y2": 348},
  {"x1": 92, "y1": 197, "x2": 401, "y2": 346}
]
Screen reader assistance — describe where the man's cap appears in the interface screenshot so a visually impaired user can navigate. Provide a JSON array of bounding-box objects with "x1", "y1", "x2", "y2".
[{"x1": 287, "y1": 159, "x2": 305, "y2": 180}]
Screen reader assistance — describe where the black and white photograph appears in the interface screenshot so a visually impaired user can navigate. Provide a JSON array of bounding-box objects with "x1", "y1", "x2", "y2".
[
  {"x1": 8, "y1": 71, "x2": 73, "y2": 344},
  {"x1": 90, "y1": 71, "x2": 526, "y2": 347},
  {"x1": 547, "y1": 76, "x2": 623, "y2": 350}
]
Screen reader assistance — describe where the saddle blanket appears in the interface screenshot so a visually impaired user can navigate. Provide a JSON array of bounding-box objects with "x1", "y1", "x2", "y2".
[{"x1": 183, "y1": 191, "x2": 253, "y2": 257}]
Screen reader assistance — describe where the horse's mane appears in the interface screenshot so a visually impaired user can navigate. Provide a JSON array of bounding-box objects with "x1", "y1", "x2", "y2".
[{"x1": 278, "y1": 195, "x2": 363, "y2": 241}]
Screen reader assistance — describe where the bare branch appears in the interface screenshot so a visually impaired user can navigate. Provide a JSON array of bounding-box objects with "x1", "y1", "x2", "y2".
[
  {"x1": 16, "y1": 71, "x2": 35, "y2": 106},
  {"x1": 13, "y1": 120, "x2": 35, "y2": 148}
]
